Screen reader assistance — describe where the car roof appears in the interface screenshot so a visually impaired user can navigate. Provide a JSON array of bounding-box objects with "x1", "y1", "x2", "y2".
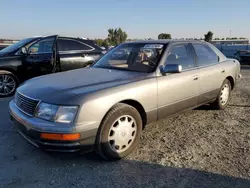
[
  {"x1": 57, "y1": 36, "x2": 89, "y2": 40},
  {"x1": 124, "y1": 39, "x2": 208, "y2": 45},
  {"x1": 39, "y1": 35, "x2": 91, "y2": 41}
]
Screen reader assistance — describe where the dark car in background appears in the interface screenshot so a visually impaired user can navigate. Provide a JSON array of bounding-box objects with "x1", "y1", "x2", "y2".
[{"x1": 0, "y1": 35, "x2": 105, "y2": 97}]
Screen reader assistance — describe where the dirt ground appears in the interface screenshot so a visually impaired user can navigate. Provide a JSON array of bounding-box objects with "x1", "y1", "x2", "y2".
[{"x1": 0, "y1": 66, "x2": 249, "y2": 188}]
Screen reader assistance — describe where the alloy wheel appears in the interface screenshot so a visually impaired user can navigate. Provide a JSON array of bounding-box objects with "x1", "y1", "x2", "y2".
[{"x1": 0, "y1": 75, "x2": 16, "y2": 96}]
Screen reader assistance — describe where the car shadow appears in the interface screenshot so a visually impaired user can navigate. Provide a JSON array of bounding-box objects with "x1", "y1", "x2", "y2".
[
  {"x1": 41, "y1": 152, "x2": 250, "y2": 188},
  {"x1": 194, "y1": 104, "x2": 212, "y2": 111},
  {"x1": 241, "y1": 65, "x2": 250, "y2": 70}
]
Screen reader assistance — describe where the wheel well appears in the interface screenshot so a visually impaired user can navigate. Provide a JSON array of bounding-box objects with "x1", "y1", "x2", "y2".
[
  {"x1": 120, "y1": 99, "x2": 147, "y2": 129},
  {"x1": 226, "y1": 76, "x2": 234, "y2": 90},
  {"x1": 0, "y1": 69, "x2": 20, "y2": 84}
]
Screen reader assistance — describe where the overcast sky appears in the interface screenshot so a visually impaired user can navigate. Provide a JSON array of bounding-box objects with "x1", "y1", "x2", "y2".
[{"x1": 1, "y1": 0, "x2": 250, "y2": 39}]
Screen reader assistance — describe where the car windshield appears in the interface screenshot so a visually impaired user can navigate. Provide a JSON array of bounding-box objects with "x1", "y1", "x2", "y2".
[
  {"x1": 93, "y1": 43, "x2": 165, "y2": 72},
  {"x1": 0, "y1": 37, "x2": 38, "y2": 53}
]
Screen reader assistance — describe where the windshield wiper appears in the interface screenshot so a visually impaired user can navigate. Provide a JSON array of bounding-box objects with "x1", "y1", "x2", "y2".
[
  {"x1": 94, "y1": 65, "x2": 123, "y2": 71},
  {"x1": 94, "y1": 65, "x2": 148, "y2": 73}
]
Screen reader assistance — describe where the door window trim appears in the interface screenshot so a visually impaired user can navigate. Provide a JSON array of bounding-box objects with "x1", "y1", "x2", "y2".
[
  {"x1": 164, "y1": 43, "x2": 197, "y2": 72},
  {"x1": 27, "y1": 36, "x2": 57, "y2": 55},
  {"x1": 57, "y1": 38, "x2": 95, "y2": 53},
  {"x1": 190, "y1": 43, "x2": 219, "y2": 69}
]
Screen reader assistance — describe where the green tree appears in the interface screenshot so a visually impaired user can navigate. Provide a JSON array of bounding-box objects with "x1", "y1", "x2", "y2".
[
  {"x1": 102, "y1": 39, "x2": 110, "y2": 48},
  {"x1": 94, "y1": 39, "x2": 104, "y2": 46},
  {"x1": 107, "y1": 28, "x2": 128, "y2": 46},
  {"x1": 158, "y1": 33, "x2": 171, "y2": 39},
  {"x1": 204, "y1": 31, "x2": 213, "y2": 42},
  {"x1": 214, "y1": 38, "x2": 220, "y2": 40}
]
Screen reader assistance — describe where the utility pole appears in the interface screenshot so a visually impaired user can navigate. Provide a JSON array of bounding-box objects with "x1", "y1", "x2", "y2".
[{"x1": 230, "y1": 30, "x2": 231, "y2": 39}]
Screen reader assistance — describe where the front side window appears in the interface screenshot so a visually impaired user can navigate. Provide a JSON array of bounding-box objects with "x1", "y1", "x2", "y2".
[
  {"x1": 28, "y1": 37, "x2": 55, "y2": 54},
  {"x1": 0, "y1": 37, "x2": 38, "y2": 53},
  {"x1": 57, "y1": 39, "x2": 94, "y2": 51},
  {"x1": 193, "y1": 44, "x2": 218, "y2": 66},
  {"x1": 165, "y1": 44, "x2": 195, "y2": 70},
  {"x1": 93, "y1": 43, "x2": 165, "y2": 73}
]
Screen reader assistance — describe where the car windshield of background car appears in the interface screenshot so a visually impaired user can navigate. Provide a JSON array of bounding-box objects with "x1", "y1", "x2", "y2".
[{"x1": 0, "y1": 38, "x2": 37, "y2": 53}]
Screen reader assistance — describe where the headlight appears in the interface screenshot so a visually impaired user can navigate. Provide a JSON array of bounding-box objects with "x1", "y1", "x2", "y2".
[
  {"x1": 35, "y1": 102, "x2": 78, "y2": 123},
  {"x1": 55, "y1": 106, "x2": 78, "y2": 123}
]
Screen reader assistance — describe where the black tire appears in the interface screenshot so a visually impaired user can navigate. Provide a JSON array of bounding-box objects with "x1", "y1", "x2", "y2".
[
  {"x1": 96, "y1": 103, "x2": 143, "y2": 160},
  {"x1": 211, "y1": 79, "x2": 231, "y2": 110},
  {"x1": 0, "y1": 71, "x2": 19, "y2": 98}
]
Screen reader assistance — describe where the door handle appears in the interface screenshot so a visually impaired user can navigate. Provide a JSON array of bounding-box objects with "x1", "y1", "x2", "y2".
[
  {"x1": 193, "y1": 75, "x2": 199, "y2": 80},
  {"x1": 221, "y1": 69, "x2": 225, "y2": 73}
]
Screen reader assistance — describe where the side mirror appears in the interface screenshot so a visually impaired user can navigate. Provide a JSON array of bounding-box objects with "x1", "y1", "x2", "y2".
[
  {"x1": 20, "y1": 47, "x2": 28, "y2": 55},
  {"x1": 160, "y1": 64, "x2": 182, "y2": 74}
]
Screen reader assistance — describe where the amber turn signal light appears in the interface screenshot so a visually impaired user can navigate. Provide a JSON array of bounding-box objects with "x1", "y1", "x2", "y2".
[{"x1": 40, "y1": 133, "x2": 80, "y2": 141}]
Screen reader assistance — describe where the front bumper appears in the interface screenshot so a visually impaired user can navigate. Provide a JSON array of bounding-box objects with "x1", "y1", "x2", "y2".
[{"x1": 9, "y1": 100, "x2": 98, "y2": 153}]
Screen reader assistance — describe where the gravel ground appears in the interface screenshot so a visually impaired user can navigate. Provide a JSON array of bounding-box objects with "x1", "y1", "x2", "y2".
[{"x1": 0, "y1": 66, "x2": 249, "y2": 188}]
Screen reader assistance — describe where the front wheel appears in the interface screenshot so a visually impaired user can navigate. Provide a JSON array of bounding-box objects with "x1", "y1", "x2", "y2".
[
  {"x1": 0, "y1": 72, "x2": 18, "y2": 97},
  {"x1": 96, "y1": 103, "x2": 143, "y2": 160},
  {"x1": 211, "y1": 79, "x2": 231, "y2": 110}
]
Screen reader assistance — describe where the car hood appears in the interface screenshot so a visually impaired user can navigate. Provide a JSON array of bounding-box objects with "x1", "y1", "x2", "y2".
[
  {"x1": 0, "y1": 51, "x2": 10, "y2": 57},
  {"x1": 17, "y1": 67, "x2": 148, "y2": 104}
]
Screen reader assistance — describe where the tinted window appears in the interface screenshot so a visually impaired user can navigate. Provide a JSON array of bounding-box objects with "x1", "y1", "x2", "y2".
[
  {"x1": 29, "y1": 37, "x2": 54, "y2": 54},
  {"x1": 166, "y1": 44, "x2": 194, "y2": 70},
  {"x1": 193, "y1": 44, "x2": 218, "y2": 66},
  {"x1": 57, "y1": 39, "x2": 94, "y2": 51}
]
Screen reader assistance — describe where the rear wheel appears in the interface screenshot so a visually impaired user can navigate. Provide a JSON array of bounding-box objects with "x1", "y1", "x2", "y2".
[
  {"x1": 0, "y1": 72, "x2": 18, "y2": 97},
  {"x1": 96, "y1": 103, "x2": 142, "y2": 160},
  {"x1": 211, "y1": 79, "x2": 231, "y2": 110}
]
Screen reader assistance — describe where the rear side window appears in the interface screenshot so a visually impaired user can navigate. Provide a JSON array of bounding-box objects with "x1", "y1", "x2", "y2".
[
  {"x1": 193, "y1": 44, "x2": 218, "y2": 66},
  {"x1": 166, "y1": 44, "x2": 195, "y2": 70},
  {"x1": 57, "y1": 39, "x2": 94, "y2": 51}
]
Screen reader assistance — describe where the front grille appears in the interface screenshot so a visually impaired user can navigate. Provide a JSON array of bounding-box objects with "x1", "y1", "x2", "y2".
[{"x1": 15, "y1": 92, "x2": 40, "y2": 116}]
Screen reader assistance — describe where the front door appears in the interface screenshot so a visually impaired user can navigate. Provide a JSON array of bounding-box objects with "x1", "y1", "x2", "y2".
[
  {"x1": 157, "y1": 43, "x2": 200, "y2": 119},
  {"x1": 56, "y1": 38, "x2": 100, "y2": 71},
  {"x1": 23, "y1": 35, "x2": 57, "y2": 79}
]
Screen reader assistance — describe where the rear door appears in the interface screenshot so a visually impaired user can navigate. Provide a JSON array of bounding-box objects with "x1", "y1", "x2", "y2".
[
  {"x1": 23, "y1": 35, "x2": 57, "y2": 79},
  {"x1": 57, "y1": 38, "x2": 102, "y2": 71},
  {"x1": 157, "y1": 43, "x2": 200, "y2": 119},
  {"x1": 191, "y1": 43, "x2": 226, "y2": 104}
]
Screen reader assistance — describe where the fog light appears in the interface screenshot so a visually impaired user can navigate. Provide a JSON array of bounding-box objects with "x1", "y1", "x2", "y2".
[{"x1": 40, "y1": 133, "x2": 80, "y2": 141}]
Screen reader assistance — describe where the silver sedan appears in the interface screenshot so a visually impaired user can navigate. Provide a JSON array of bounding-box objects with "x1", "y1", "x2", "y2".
[{"x1": 9, "y1": 40, "x2": 241, "y2": 160}]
